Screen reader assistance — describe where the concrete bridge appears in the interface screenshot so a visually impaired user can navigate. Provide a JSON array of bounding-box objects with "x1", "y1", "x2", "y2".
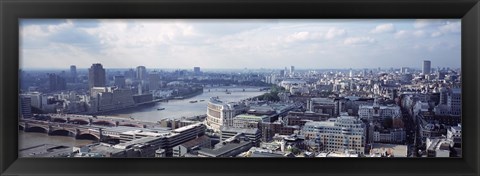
[
  {"x1": 46, "y1": 114, "x2": 157, "y2": 128},
  {"x1": 19, "y1": 119, "x2": 105, "y2": 141}
]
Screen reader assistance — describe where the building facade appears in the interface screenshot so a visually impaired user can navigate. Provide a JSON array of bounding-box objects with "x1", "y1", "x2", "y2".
[
  {"x1": 206, "y1": 97, "x2": 247, "y2": 132},
  {"x1": 88, "y1": 63, "x2": 106, "y2": 89},
  {"x1": 302, "y1": 116, "x2": 367, "y2": 155}
]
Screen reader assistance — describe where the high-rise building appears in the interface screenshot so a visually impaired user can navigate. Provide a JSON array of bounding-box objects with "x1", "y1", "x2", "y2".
[
  {"x1": 114, "y1": 75, "x2": 126, "y2": 88},
  {"x1": 148, "y1": 72, "x2": 161, "y2": 90},
  {"x1": 88, "y1": 63, "x2": 106, "y2": 89},
  {"x1": 70, "y1": 65, "x2": 77, "y2": 83},
  {"x1": 193, "y1": 67, "x2": 201, "y2": 75},
  {"x1": 124, "y1": 68, "x2": 135, "y2": 79},
  {"x1": 19, "y1": 95, "x2": 32, "y2": 119},
  {"x1": 136, "y1": 66, "x2": 147, "y2": 80},
  {"x1": 448, "y1": 88, "x2": 461, "y2": 116},
  {"x1": 48, "y1": 73, "x2": 66, "y2": 91},
  {"x1": 423, "y1": 60, "x2": 431, "y2": 75},
  {"x1": 290, "y1": 66, "x2": 295, "y2": 75}
]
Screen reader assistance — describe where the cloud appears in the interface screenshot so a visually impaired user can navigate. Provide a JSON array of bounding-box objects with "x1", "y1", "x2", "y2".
[
  {"x1": 20, "y1": 19, "x2": 461, "y2": 69},
  {"x1": 413, "y1": 30, "x2": 426, "y2": 37},
  {"x1": 344, "y1": 37, "x2": 376, "y2": 45},
  {"x1": 394, "y1": 30, "x2": 426, "y2": 39},
  {"x1": 439, "y1": 21, "x2": 461, "y2": 33},
  {"x1": 431, "y1": 31, "x2": 443, "y2": 37},
  {"x1": 284, "y1": 31, "x2": 323, "y2": 42},
  {"x1": 413, "y1": 19, "x2": 445, "y2": 29},
  {"x1": 370, "y1": 23, "x2": 395, "y2": 33},
  {"x1": 325, "y1": 27, "x2": 346, "y2": 39}
]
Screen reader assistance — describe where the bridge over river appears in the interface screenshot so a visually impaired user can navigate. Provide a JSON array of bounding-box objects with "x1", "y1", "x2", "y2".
[{"x1": 19, "y1": 114, "x2": 165, "y2": 141}]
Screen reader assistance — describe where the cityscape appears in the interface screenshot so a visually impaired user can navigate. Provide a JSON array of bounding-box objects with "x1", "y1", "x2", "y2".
[{"x1": 19, "y1": 19, "x2": 461, "y2": 158}]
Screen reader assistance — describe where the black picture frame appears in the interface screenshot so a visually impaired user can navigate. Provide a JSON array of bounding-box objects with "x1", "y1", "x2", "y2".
[{"x1": 1, "y1": 0, "x2": 479, "y2": 176}]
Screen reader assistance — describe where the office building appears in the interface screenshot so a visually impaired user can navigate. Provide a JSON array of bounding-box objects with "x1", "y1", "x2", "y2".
[
  {"x1": 206, "y1": 97, "x2": 247, "y2": 132},
  {"x1": 124, "y1": 69, "x2": 135, "y2": 79},
  {"x1": 232, "y1": 114, "x2": 270, "y2": 129},
  {"x1": 423, "y1": 60, "x2": 431, "y2": 75},
  {"x1": 448, "y1": 88, "x2": 461, "y2": 116},
  {"x1": 220, "y1": 127, "x2": 261, "y2": 146},
  {"x1": 358, "y1": 99, "x2": 401, "y2": 120},
  {"x1": 88, "y1": 63, "x2": 106, "y2": 89},
  {"x1": 90, "y1": 87, "x2": 136, "y2": 112},
  {"x1": 70, "y1": 65, "x2": 77, "y2": 83},
  {"x1": 48, "y1": 73, "x2": 66, "y2": 91},
  {"x1": 302, "y1": 116, "x2": 366, "y2": 155},
  {"x1": 19, "y1": 95, "x2": 32, "y2": 119},
  {"x1": 193, "y1": 67, "x2": 201, "y2": 75},
  {"x1": 197, "y1": 136, "x2": 253, "y2": 157},
  {"x1": 114, "y1": 76, "x2": 126, "y2": 88},
  {"x1": 148, "y1": 72, "x2": 161, "y2": 90},
  {"x1": 172, "y1": 135, "x2": 211, "y2": 157},
  {"x1": 136, "y1": 66, "x2": 147, "y2": 80}
]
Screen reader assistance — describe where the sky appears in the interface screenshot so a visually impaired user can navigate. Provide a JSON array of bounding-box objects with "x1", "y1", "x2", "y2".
[{"x1": 20, "y1": 19, "x2": 461, "y2": 70}]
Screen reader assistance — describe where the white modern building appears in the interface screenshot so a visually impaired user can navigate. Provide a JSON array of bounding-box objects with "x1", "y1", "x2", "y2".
[
  {"x1": 206, "y1": 97, "x2": 247, "y2": 132},
  {"x1": 302, "y1": 116, "x2": 366, "y2": 155},
  {"x1": 90, "y1": 87, "x2": 136, "y2": 113},
  {"x1": 358, "y1": 99, "x2": 401, "y2": 120}
]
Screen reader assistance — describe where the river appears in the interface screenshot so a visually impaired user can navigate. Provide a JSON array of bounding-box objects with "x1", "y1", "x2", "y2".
[
  {"x1": 110, "y1": 87, "x2": 267, "y2": 121},
  {"x1": 19, "y1": 87, "x2": 267, "y2": 151}
]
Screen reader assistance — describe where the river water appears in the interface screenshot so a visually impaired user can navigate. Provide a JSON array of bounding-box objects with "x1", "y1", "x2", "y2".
[
  {"x1": 19, "y1": 87, "x2": 267, "y2": 151},
  {"x1": 110, "y1": 87, "x2": 267, "y2": 121}
]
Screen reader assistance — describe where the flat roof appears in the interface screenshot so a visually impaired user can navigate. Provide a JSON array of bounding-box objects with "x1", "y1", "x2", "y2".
[
  {"x1": 234, "y1": 114, "x2": 269, "y2": 120},
  {"x1": 221, "y1": 127, "x2": 259, "y2": 134},
  {"x1": 371, "y1": 143, "x2": 408, "y2": 157},
  {"x1": 304, "y1": 121, "x2": 335, "y2": 127},
  {"x1": 116, "y1": 136, "x2": 163, "y2": 149},
  {"x1": 172, "y1": 123, "x2": 203, "y2": 133},
  {"x1": 251, "y1": 151, "x2": 285, "y2": 157},
  {"x1": 198, "y1": 141, "x2": 252, "y2": 157}
]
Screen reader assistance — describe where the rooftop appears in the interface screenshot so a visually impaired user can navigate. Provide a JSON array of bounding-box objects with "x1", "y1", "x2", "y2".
[
  {"x1": 198, "y1": 140, "x2": 252, "y2": 157},
  {"x1": 221, "y1": 126, "x2": 260, "y2": 134}
]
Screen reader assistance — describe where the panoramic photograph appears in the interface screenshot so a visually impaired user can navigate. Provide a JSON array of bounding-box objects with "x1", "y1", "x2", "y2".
[{"x1": 18, "y1": 19, "x2": 461, "y2": 158}]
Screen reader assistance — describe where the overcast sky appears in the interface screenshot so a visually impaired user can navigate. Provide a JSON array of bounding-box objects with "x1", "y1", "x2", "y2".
[{"x1": 20, "y1": 19, "x2": 461, "y2": 70}]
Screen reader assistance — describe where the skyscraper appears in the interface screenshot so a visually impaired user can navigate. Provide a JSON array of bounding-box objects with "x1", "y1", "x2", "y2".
[
  {"x1": 114, "y1": 75, "x2": 126, "y2": 88},
  {"x1": 194, "y1": 67, "x2": 201, "y2": 75},
  {"x1": 136, "y1": 66, "x2": 147, "y2": 80},
  {"x1": 19, "y1": 95, "x2": 32, "y2": 119},
  {"x1": 89, "y1": 63, "x2": 106, "y2": 89},
  {"x1": 148, "y1": 72, "x2": 161, "y2": 90},
  {"x1": 423, "y1": 60, "x2": 431, "y2": 75},
  {"x1": 48, "y1": 73, "x2": 66, "y2": 91},
  {"x1": 290, "y1": 66, "x2": 295, "y2": 75},
  {"x1": 70, "y1": 65, "x2": 77, "y2": 83}
]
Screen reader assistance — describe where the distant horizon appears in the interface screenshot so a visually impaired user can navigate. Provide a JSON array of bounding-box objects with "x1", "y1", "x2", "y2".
[
  {"x1": 20, "y1": 19, "x2": 461, "y2": 69},
  {"x1": 21, "y1": 66, "x2": 460, "y2": 71}
]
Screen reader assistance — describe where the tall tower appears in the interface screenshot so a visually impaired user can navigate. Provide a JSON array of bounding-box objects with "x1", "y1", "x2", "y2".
[
  {"x1": 19, "y1": 95, "x2": 32, "y2": 119},
  {"x1": 290, "y1": 66, "x2": 295, "y2": 75},
  {"x1": 70, "y1": 65, "x2": 77, "y2": 83},
  {"x1": 88, "y1": 63, "x2": 106, "y2": 89},
  {"x1": 193, "y1": 67, "x2": 201, "y2": 75},
  {"x1": 423, "y1": 60, "x2": 431, "y2": 75},
  {"x1": 136, "y1": 66, "x2": 147, "y2": 80}
]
